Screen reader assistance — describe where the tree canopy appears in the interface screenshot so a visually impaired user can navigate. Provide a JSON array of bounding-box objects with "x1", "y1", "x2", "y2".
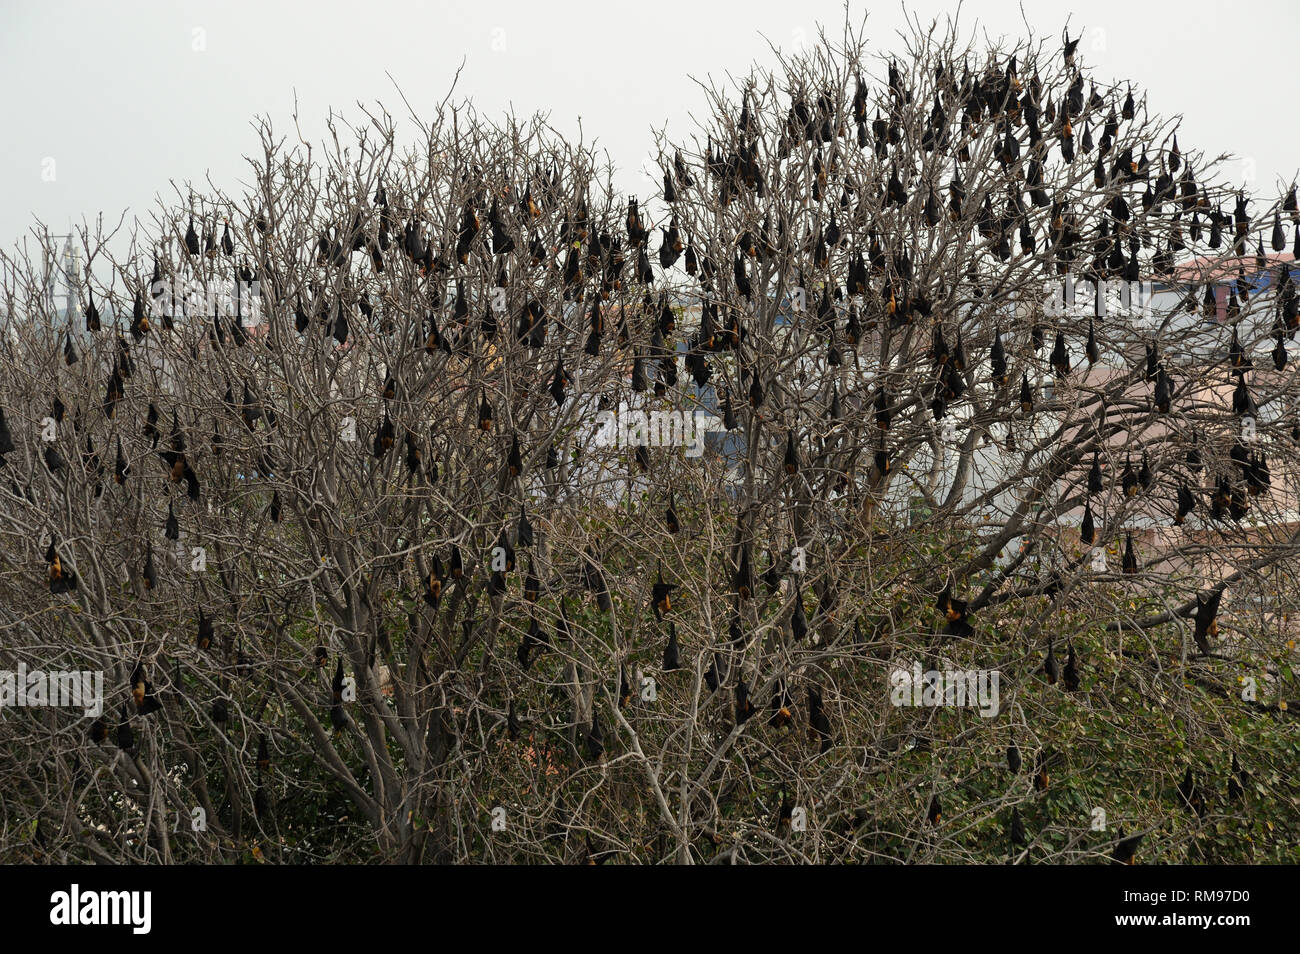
[{"x1": 1, "y1": 15, "x2": 1297, "y2": 864}]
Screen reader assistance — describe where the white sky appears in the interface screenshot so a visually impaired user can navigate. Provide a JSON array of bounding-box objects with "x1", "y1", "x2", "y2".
[{"x1": 2, "y1": 0, "x2": 1297, "y2": 257}]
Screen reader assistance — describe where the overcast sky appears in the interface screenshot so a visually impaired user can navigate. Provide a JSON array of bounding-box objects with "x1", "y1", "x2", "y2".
[{"x1": 2, "y1": 0, "x2": 1297, "y2": 259}]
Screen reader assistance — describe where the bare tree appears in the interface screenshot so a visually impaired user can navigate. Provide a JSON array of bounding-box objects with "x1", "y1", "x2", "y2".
[{"x1": 1, "y1": 14, "x2": 1297, "y2": 865}]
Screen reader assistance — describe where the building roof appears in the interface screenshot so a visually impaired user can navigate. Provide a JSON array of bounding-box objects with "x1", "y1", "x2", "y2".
[{"x1": 1166, "y1": 251, "x2": 1295, "y2": 286}]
